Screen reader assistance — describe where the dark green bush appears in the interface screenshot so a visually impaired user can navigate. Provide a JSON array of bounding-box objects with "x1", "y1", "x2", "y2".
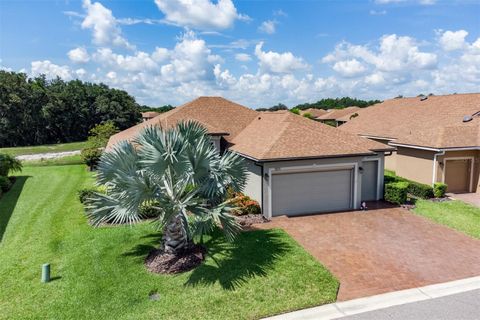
[
  {"x1": 384, "y1": 172, "x2": 433, "y2": 199},
  {"x1": 81, "y1": 148, "x2": 103, "y2": 170},
  {"x1": 433, "y1": 182, "x2": 448, "y2": 198},
  {"x1": 0, "y1": 176, "x2": 12, "y2": 192},
  {"x1": 0, "y1": 153, "x2": 22, "y2": 176},
  {"x1": 385, "y1": 181, "x2": 409, "y2": 204},
  {"x1": 407, "y1": 181, "x2": 434, "y2": 199},
  {"x1": 78, "y1": 188, "x2": 98, "y2": 204}
]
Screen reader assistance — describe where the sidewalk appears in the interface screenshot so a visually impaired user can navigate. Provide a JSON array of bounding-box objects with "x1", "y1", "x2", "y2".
[{"x1": 263, "y1": 276, "x2": 480, "y2": 320}]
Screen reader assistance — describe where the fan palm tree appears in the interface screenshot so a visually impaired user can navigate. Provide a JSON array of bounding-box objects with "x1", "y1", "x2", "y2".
[
  {"x1": 0, "y1": 153, "x2": 22, "y2": 177},
  {"x1": 87, "y1": 121, "x2": 248, "y2": 254}
]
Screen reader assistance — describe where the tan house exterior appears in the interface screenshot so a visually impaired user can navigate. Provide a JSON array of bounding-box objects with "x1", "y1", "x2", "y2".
[
  {"x1": 109, "y1": 97, "x2": 392, "y2": 218},
  {"x1": 341, "y1": 93, "x2": 480, "y2": 193}
]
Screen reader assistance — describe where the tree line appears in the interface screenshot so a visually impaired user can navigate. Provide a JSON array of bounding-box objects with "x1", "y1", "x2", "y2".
[
  {"x1": 294, "y1": 97, "x2": 381, "y2": 110},
  {"x1": 0, "y1": 71, "x2": 142, "y2": 147}
]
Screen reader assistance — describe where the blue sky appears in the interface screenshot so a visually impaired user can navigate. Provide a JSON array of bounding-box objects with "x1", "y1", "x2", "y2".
[{"x1": 1, "y1": 0, "x2": 479, "y2": 108}]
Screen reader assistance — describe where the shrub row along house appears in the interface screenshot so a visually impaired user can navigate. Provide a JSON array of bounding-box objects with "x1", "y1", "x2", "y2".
[
  {"x1": 341, "y1": 93, "x2": 480, "y2": 194},
  {"x1": 108, "y1": 97, "x2": 392, "y2": 218}
]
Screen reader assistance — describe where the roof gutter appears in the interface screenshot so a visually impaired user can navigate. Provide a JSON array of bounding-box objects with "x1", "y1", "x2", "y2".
[
  {"x1": 231, "y1": 150, "x2": 378, "y2": 163},
  {"x1": 432, "y1": 150, "x2": 445, "y2": 187},
  {"x1": 389, "y1": 142, "x2": 480, "y2": 152}
]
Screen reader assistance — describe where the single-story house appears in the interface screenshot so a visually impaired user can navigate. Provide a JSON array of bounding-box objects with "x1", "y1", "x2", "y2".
[
  {"x1": 340, "y1": 93, "x2": 480, "y2": 193},
  {"x1": 108, "y1": 97, "x2": 392, "y2": 218},
  {"x1": 316, "y1": 106, "x2": 361, "y2": 126},
  {"x1": 141, "y1": 111, "x2": 161, "y2": 122},
  {"x1": 299, "y1": 108, "x2": 328, "y2": 119}
]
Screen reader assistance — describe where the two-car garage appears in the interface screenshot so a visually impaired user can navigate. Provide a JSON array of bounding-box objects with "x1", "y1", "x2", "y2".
[
  {"x1": 268, "y1": 158, "x2": 381, "y2": 218},
  {"x1": 272, "y1": 167, "x2": 355, "y2": 217}
]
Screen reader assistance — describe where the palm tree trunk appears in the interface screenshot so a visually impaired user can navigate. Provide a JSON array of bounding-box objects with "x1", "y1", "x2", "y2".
[{"x1": 162, "y1": 213, "x2": 189, "y2": 254}]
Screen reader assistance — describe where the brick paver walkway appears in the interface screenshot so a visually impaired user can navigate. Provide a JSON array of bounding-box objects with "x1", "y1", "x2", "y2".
[
  {"x1": 448, "y1": 193, "x2": 480, "y2": 207},
  {"x1": 257, "y1": 205, "x2": 480, "y2": 301}
]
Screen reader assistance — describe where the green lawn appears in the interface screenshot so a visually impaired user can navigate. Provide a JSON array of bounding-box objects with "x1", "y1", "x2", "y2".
[
  {"x1": 0, "y1": 165, "x2": 339, "y2": 320},
  {"x1": 0, "y1": 141, "x2": 87, "y2": 156},
  {"x1": 414, "y1": 199, "x2": 480, "y2": 239}
]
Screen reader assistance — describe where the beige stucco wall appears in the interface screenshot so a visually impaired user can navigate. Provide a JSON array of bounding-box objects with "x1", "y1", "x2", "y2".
[
  {"x1": 396, "y1": 147, "x2": 435, "y2": 185},
  {"x1": 368, "y1": 138, "x2": 396, "y2": 171},
  {"x1": 242, "y1": 158, "x2": 263, "y2": 206},
  {"x1": 436, "y1": 150, "x2": 480, "y2": 193}
]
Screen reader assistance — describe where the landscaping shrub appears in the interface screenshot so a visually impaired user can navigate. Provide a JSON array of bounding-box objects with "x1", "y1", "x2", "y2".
[
  {"x1": 78, "y1": 188, "x2": 99, "y2": 204},
  {"x1": 384, "y1": 171, "x2": 433, "y2": 199},
  {"x1": 228, "y1": 191, "x2": 261, "y2": 216},
  {"x1": 81, "y1": 148, "x2": 103, "y2": 170},
  {"x1": 87, "y1": 121, "x2": 119, "y2": 148},
  {"x1": 407, "y1": 180, "x2": 434, "y2": 199},
  {"x1": 0, "y1": 176, "x2": 12, "y2": 192},
  {"x1": 433, "y1": 182, "x2": 448, "y2": 198},
  {"x1": 385, "y1": 181, "x2": 409, "y2": 205},
  {"x1": 0, "y1": 153, "x2": 22, "y2": 176}
]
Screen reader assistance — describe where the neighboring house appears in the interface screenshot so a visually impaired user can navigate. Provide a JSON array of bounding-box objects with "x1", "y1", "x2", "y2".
[
  {"x1": 141, "y1": 111, "x2": 160, "y2": 122},
  {"x1": 299, "y1": 108, "x2": 328, "y2": 119},
  {"x1": 316, "y1": 106, "x2": 361, "y2": 126},
  {"x1": 108, "y1": 97, "x2": 392, "y2": 218},
  {"x1": 341, "y1": 93, "x2": 480, "y2": 194}
]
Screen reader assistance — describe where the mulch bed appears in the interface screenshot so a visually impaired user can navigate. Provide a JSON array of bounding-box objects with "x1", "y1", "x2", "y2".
[
  {"x1": 235, "y1": 214, "x2": 269, "y2": 229},
  {"x1": 145, "y1": 244, "x2": 206, "y2": 274}
]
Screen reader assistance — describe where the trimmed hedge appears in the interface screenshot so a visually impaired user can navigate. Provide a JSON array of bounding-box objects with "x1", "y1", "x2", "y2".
[
  {"x1": 433, "y1": 182, "x2": 448, "y2": 198},
  {"x1": 407, "y1": 180, "x2": 434, "y2": 199},
  {"x1": 385, "y1": 182, "x2": 409, "y2": 204},
  {"x1": 384, "y1": 172, "x2": 433, "y2": 199}
]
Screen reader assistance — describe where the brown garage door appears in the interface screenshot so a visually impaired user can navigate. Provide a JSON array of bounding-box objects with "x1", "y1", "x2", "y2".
[{"x1": 445, "y1": 159, "x2": 471, "y2": 193}]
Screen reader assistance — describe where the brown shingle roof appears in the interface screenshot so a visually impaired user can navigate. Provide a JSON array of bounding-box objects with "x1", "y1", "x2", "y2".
[
  {"x1": 108, "y1": 97, "x2": 258, "y2": 147},
  {"x1": 340, "y1": 93, "x2": 480, "y2": 149},
  {"x1": 141, "y1": 111, "x2": 161, "y2": 118},
  {"x1": 317, "y1": 107, "x2": 361, "y2": 121},
  {"x1": 229, "y1": 111, "x2": 391, "y2": 161},
  {"x1": 108, "y1": 97, "x2": 391, "y2": 160}
]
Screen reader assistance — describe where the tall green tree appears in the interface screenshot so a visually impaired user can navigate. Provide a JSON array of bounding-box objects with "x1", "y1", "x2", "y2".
[
  {"x1": 87, "y1": 121, "x2": 247, "y2": 254},
  {"x1": 0, "y1": 71, "x2": 142, "y2": 147}
]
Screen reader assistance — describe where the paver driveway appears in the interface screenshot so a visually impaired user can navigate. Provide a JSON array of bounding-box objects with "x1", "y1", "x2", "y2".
[{"x1": 257, "y1": 204, "x2": 480, "y2": 301}]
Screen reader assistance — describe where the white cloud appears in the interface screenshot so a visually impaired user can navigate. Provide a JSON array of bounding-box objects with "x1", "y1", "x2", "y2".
[
  {"x1": 154, "y1": 0, "x2": 249, "y2": 30},
  {"x1": 93, "y1": 48, "x2": 159, "y2": 72},
  {"x1": 81, "y1": 0, "x2": 134, "y2": 50},
  {"x1": 370, "y1": 10, "x2": 387, "y2": 15},
  {"x1": 160, "y1": 31, "x2": 221, "y2": 83},
  {"x1": 439, "y1": 30, "x2": 468, "y2": 51},
  {"x1": 254, "y1": 42, "x2": 308, "y2": 74},
  {"x1": 333, "y1": 59, "x2": 367, "y2": 77},
  {"x1": 68, "y1": 47, "x2": 90, "y2": 63},
  {"x1": 258, "y1": 20, "x2": 276, "y2": 34},
  {"x1": 31, "y1": 60, "x2": 72, "y2": 80},
  {"x1": 235, "y1": 53, "x2": 251, "y2": 62},
  {"x1": 324, "y1": 34, "x2": 437, "y2": 73}
]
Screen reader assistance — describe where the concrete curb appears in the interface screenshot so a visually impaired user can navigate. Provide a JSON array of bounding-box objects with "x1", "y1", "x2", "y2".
[{"x1": 263, "y1": 276, "x2": 480, "y2": 320}]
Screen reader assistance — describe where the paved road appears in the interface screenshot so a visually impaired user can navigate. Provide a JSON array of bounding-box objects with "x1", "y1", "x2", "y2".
[{"x1": 339, "y1": 289, "x2": 480, "y2": 320}]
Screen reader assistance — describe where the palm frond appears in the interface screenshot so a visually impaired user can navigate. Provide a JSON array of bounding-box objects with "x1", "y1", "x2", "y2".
[{"x1": 96, "y1": 141, "x2": 139, "y2": 185}]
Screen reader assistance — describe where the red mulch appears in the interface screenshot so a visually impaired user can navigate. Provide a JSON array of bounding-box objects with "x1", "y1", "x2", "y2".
[{"x1": 145, "y1": 244, "x2": 206, "y2": 274}]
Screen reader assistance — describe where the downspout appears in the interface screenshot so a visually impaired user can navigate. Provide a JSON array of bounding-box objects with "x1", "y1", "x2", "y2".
[{"x1": 432, "y1": 150, "x2": 445, "y2": 186}]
